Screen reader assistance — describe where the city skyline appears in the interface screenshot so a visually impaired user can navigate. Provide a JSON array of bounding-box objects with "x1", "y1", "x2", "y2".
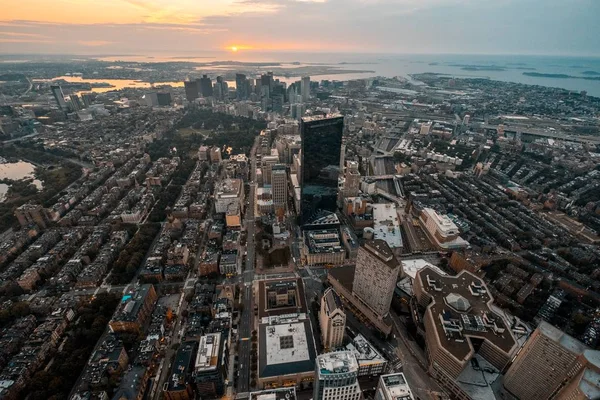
[{"x1": 1, "y1": 0, "x2": 599, "y2": 56}]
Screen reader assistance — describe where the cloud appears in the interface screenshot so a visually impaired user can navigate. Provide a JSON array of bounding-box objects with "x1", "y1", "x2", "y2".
[
  {"x1": 0, "y1": 31, "x2": 48, "y2": 38},
  {"x1": 0, "y1": 38, "x2": 52, "y2": 43},
  {"x1": 77, "y1": 40, "x2": 112, "y2": 46}
]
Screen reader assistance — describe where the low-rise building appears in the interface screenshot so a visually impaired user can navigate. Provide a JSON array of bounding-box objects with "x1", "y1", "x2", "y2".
[
  {"x1": 258, "y1": 313, "x2": 316, "y2": 390},
  {"x1": 109, "y1": 284, "x2": 158, "y2": 333},
  {"x1": 194, "y1": 332, "x2": 228, "y2": 396}
]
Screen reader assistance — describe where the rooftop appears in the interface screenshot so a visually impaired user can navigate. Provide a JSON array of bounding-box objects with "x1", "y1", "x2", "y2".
[
  {"x1": 259, "y1": 313, "x2": 316, "y2": 378},
  {"x1": 416, "y1": 267, "x2": 518, "y2": 362},
  {"x1": 167, "y1": 341, "x2": 196, "y2": 392},
  {"x1": 379, "y1": 373, "x2": 415, "y2": 400},
  {"x1": 401, "y1": 259, "x2": 447, "y2": 281},
  {"x1": 258, "y1": 277, "x2": 307, "y2": 318},
  {"x1": 345, "y1": 334, "x2": 386, "y2": 367},
  {"x1": 362, "y1": 239, "x2": 399, "y2": 270},
  {"x1": 323, "y1": 287, "x2": 343, "y2": 314},
  {"x1": 317, "y1": 351, "x2": 358, "y2": 377},
  {"x1": 372, "y1": 203, "x2": 402, "y2": 248},
  {"x1": 250, "y1": 388, "x2": 297, "y2": 400},
  {"x1": 195, "y1": 332, "x2": 222, "y2": 373}
]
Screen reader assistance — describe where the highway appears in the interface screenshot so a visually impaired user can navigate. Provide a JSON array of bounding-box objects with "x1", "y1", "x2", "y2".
[{"x1": 236, "y1": 136, "x2": 260, "y2": 397}]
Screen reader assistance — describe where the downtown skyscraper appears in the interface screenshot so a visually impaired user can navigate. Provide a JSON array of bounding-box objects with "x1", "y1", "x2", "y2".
[{"x1": 300, "y1": 115, "x2": 344, "y2": 225}]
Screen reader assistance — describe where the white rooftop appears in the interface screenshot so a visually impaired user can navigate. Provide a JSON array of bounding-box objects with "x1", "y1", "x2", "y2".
[
  {"x1": 401, "y1": 259, "x2": 447, "y2": 281},
  {"x1": 372, "y1": 203, "x2": 402, "y2": 248},
  {"x1": 263, "y1": 315, "x2": 310, "y2": 367},
  {"x1": 345, "y1": 334, "x2": 386, "y2": 366},
  {"x1": 316, "y1": 351, "x2": 358, "y2": 377},
  {"x1": 195, "y1": 332, "x2": 221, "y2": 372},
  {"x1": 379, "y1": 373, "x2": 414, "y2": 400}
]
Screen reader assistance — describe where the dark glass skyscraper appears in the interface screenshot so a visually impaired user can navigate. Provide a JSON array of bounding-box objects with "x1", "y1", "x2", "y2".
[
  {"x1": 199, "y1": 75, "x2": 213, "y2": 97},
  {"x1": 300, "y1": 115, "x2": 344, "y2": 225},
  {"x1": 184, "y1": 80, "x2": 200, "y2": 102}
]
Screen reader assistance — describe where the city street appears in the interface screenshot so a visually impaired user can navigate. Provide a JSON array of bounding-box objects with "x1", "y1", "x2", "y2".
[{"x1": 236, "y1": 135, "x2": 260, "y2": 397}]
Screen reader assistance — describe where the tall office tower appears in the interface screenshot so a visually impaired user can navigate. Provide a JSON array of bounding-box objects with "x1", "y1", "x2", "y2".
[
  {"x1": 199, "y1": 75, "x2": 213, "y2": 97},
  {"x1": 300, "y1": 115, "x2": 344, "y2": 225},
  {"x1": 291, "y1": 103, "x2": 306, "y2": 121},
  {"x1": 145, "y1": 92, "x2": 159, "y2": 107},
  {"x1": 319, "y1": 288, "x2": 346, "y2": 351},
  {"x1": 261, "y1": 72, "x2": 274, "y2": 98},
  {"x1": 236, "y1": 73, "x2": 248, "y2": 100},
  {"x1": 69, "y1": 94, "x2": 83, "y2": 111},
  {"x1": 81, "y1": 93, "x2": 93, "y2": 107},
  {"x1": 50, "y1": 85, "x2": 67, "y2": 111},
  {"x1": 504, "y1": 322, "x2": 600, "y2": 400},
  {"x1": 341, "y1": 161, "x2": 361, "y2": 198},
  {"x1": 157, "y1": 92, "x2": 172, "y2": 106},
  {"x1": 272, "y1": 94, "x2": 284, "y2": 113},
  {"x1": 375, "y1": 373, "x2": 415, "y2": 400},
  {"x1": 214, "y1": 76, "x2": 228, "y2": 101},
  {"x1": 184, "y1": 80, "x2": 200, "y2": 102},
  {"x1": 313, "y1": 351, "x2": 362, "y2": 400},
  {"x1": 352, "y1": 240, "x2": 400, "y2": 317},
  {"x1": 271, "y1": 164, "x2": 288, "y2": 214},
  {"x1": 301, "y1": 76, "x2": 311, "y2": 102}
]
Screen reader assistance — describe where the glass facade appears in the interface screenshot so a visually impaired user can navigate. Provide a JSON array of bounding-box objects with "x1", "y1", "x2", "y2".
[{"x1": 300, "y1": 116, "x2": 344, "y2": 225}]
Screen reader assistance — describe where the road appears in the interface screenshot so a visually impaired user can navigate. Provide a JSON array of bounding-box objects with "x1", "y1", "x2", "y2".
[
  {"x1": 236, "y1": 136, "x2": 260, "y2": 397},
  {"x1": 152, "y1": 292, "x2": 187, "y2": 399}
]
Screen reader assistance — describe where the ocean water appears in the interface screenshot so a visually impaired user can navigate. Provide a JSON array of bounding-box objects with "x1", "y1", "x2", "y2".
[
  {"x1": 102, "y1": 52, "x2": 600, "y2": 96},
  {"x1": 36, "y1": 52, "x2": 600, "y2": 97}
]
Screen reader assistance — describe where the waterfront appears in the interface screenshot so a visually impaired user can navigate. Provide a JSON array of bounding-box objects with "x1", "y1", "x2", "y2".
[{"x1": 0, "y1": 161, "x2": 43, "y2": 201}]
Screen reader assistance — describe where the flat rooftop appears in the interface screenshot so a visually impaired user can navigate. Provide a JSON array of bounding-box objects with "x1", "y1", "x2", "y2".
[
  {"x1": 379, "y1": 373, "x2": 414, "y2": 400},
  {"x1": 250, "y1": 388, "x2": 297, "y2": 400},
  {"x1": 258, "y1": 277, "x2": 308, "y2": 319},
  {"x1": 345, "y1": 334, "x2": 386, "y2": 366},
  {"x1": 258, "y1": 313, "x2": 316, "y2": 378},
  {"x1": 216, "y1": 179, "x2": 242, "y2": 197},
  {"x1": 167, "y1": 341, "x2": 197, "y2": 391},
  {"x1": 401, "y1": 259, "x2": 446, "y2": 281},
  {"x1": 195, "y1": 332, "x2": 222, "y2": 373},
  {"x1": 417, "y1": 267, "x2": 518, "y2": 362},
  {"x1": 372, "y1": 204, "x2": 402, "y2": 249},
  {"x1": 316, "y1": 351, "x2": 358, "y2": 377}
]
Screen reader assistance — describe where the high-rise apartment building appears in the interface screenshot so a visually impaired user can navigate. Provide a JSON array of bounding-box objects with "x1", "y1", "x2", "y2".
[
  {"x1": 504, "y1": 322, "x2": 600, "y2": 400},
  {"x1": 352, "y1": 240, "x2": 400, "y2": 317},
  {"x1": 271, "y1": 164, "x2": 288, "y2": 214},
  {"x1": 320, "y1": 288, "x2": 346, "y2": 351},
  {"x1": 199, "y1": 75, "x2": 213, "y2": 97},
  {"x1": 300, "y1": 115, "x2": 344, "y2": 225},
  {"x1": 313, "y1": 351, "x2": 362, "y2": 400},
  {"x1": 339, "y1": 161, "x2": 361, "y2": 201},
  {"x1": 301, "y1": 76, "x2": 311, "y2": 102},
  {"x1": 51, "y1": 85, "x2": 67, "y2": 111},
  {"x1": 184, "y1": 80, "x2": 200, "y2": 102},
  {"x1": 375, "y1": 373, "x2": 414, "y2": 400}
]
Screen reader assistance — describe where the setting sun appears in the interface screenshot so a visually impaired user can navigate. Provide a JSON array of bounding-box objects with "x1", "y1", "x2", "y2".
[{"x1": 231, "y1": 46, "x2": 238, "y2": 52}]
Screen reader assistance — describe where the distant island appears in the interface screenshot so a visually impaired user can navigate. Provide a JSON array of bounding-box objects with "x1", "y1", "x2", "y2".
[
  {"x1": 523, "y1": 72, "x2": 570, "y2": 79},
  {"x1": 523, "y1": 72, "x2": 600, "y2": 81}
]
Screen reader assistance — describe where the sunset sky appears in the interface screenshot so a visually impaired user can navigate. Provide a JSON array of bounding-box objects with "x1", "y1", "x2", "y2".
[{"x1": 1, "y1": 0, "x2": 599, "y2": 55}]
